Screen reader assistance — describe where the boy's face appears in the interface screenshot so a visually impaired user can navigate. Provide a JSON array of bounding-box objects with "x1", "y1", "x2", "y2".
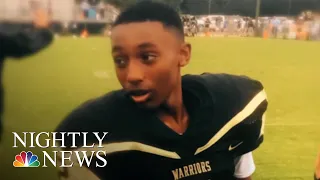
[{"x1": 111, "y1": 21, "x2": 191, "y2": 108}]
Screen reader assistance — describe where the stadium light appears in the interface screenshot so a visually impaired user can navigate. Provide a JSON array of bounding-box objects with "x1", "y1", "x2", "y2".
[
  {"x1": 288, "y1": 0, "x2": 292, "y2": 15},
  {"x1": 208, "y1": 0, "x2": 212, "y2": 15},
  {"x1": 255, "y1": 0, "x2": 261, "y2": 36}
]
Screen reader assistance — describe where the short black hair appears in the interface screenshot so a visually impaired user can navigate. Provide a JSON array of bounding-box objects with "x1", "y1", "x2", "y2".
[{"x1": 112, "y1": 1, "x2": 184, "y2": 39}]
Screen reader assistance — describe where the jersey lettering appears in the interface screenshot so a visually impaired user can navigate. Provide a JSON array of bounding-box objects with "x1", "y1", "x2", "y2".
[{"x1": 171, "y1": 161, "x2": 212, "y2": 180}]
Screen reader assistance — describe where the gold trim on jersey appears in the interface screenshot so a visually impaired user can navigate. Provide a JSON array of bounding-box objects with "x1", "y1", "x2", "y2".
[
  {"x1": 260, "y1": 112, "x2": 266, "y2": 137},
  {"x1": 70, "y1": 90, "x2": 266, "y2": 159},
  {"x1": 76, "y1": 142, "x2": 181, "y2": 159},
  {"x1": 56, "y1": 149, "x2": 102, "y2": 180},
  {"x1": 194, "y1": 89, "x2": 267, "y2": 155}
]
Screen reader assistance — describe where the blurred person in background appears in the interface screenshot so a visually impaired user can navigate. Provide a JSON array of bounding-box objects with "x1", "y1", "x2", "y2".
[
  {"x1": 282, "y1": 19, "x2": 290, "y2": 39},
  {"x1": 315, "y1": 149, "x2": 320, "y2": 180},
  {"x1": 271, "y1": 17, "x2": 280, "y2": 38},
  {"x1": 205, "y1": 17, "x2": 211, "y2": 34},
  {"x1": 81, "y1": 0, "x2": 90, "y2": 18},
  {"x1": 0, "y1": 9, "x2": 53, "y2": 141},
  {"x1": 97, "y1": 1, "x2": 106, "y2": 20},
  {"x1": 310, "y1": 20, "x2": 320, "y2": 41},
  {"x1": 247, "y1": 18, "x2": 255, "y2": 36},
  {"x1": 71, "y1": 22, "x2": 79, "y2": 37}
]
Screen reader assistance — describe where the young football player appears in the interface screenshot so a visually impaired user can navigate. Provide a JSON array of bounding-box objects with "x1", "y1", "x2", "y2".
[{"x1": 56, "y1": 2, "x2": 268, "y2": 180}]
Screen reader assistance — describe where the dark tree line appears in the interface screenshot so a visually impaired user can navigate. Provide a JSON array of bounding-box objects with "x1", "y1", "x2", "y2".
[
  {"x1": 103, "y1": 0, "x2": 182, "y2": 10},
  {"x1": 180, "y1": 0, "x2": 320, "y2": 16},
  {"x1": 102, "y1": 0, "x2": 319, "y2": 16}
]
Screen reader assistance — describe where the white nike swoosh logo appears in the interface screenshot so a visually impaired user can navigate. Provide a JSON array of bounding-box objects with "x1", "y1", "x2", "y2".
[{"x1": 228, "y1": 142, "x2": 243, "y2": 151}]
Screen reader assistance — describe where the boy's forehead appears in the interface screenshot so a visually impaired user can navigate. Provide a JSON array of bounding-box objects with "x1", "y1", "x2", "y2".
[
  {"x1": 112, "y1": 21, "x2": 165, "y2": 35},
  {"x1": 111, "y1": 22, "x2": 177, "y2": 46}
]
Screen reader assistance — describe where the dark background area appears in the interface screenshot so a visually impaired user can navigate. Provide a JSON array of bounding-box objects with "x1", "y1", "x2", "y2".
[
  {"x1": 102, "y1": 0, "x2": 320, "y2": 16},
  {"x1": 180, "y1": 0, "x2": 320, "y2": 16}
]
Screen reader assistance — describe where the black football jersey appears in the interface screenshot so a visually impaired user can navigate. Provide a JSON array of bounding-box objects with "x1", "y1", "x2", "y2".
[{"x1": 55, "y1": 73, "x2": 268, "y2": 180}]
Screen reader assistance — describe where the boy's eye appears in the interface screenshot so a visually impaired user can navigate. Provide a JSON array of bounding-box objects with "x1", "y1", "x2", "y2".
[
  {"x1": 114, "y1": 57, "x2": 127, "y2": 67},
  {"x1": 141, "y1": 53, "x2": 156, "y2": 63}
]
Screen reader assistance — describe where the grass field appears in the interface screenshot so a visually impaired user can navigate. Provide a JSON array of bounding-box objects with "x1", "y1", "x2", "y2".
[{"x1": 0, "y1": 37, "x2": 319, "y2": 180}]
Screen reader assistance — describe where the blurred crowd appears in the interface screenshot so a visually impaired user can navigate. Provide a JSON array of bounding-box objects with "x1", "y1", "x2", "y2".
[
  {"x1": 78, "y1": 0, "x2": 119, "y2": 22},
  {"x1": 182, "y1": 11, "x2": 320, "y2": 41},
  {"x1": 16, "y1": 0, "x2": 315, "y2": 41}
]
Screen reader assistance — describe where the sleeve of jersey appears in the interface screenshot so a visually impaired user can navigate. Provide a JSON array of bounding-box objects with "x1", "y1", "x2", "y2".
[
  {"x1": 0, "y1": 23, "x2": 53, "y2": 58},
  {"x1": 230, "y1": 75, "x2": 268, "y2": 157},
  {"x1": 202, "y1": 73, "x2": 268, "y2": 157},
  {"x1": 55, "y1": 148, "x2": 119, "y2": 180},
  {"x1": 54, "y1": 100, "x2": 119, "y2": 180}
]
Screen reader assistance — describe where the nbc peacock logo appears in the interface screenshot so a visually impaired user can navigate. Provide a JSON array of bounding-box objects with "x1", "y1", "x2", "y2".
[{"x1": 13, "y1": 151, "x2": 40, "y2": 167}]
